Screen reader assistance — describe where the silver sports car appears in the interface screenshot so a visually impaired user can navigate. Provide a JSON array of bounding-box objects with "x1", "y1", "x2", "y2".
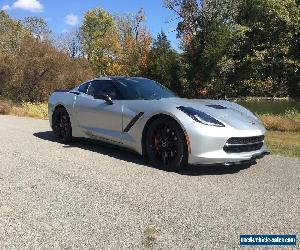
[{"x1": 48, "y1": 77, "x2": 268, "y2": 171}]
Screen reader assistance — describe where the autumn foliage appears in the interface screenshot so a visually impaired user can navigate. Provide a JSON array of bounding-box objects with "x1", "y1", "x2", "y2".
[
  {"x1": 1, "y1": 0, "x2": 300, "y2": 103},
  {"x1": 0, "y1": 11, "x2": 93, "y2": 102},
  {"x1": 82, "y1": 8, "x2": 152, "y2": 77}
]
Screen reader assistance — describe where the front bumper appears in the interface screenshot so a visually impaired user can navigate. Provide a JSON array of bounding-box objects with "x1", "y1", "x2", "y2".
[
  {"x1": 188, "y1": 144, "x2": 269, "y2": 165},
  {"x1": 185, "y1": 122, "x2": 269, "y2": 165}
]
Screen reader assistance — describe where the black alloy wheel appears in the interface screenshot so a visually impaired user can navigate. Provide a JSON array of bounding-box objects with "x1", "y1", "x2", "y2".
[
  {"x1": 52, "y1": 107, "x2": 72, "y2": 143},
  {"x1": 146, "y1": 116, "x2": 188, "y2": 171}
]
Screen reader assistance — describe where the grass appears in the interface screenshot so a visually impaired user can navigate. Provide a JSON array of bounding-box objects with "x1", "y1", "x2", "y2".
[
  {"x1": 257, "y1": 110, "x2": 300, "y2": 157},
  {"x1": 265, "y1": 131, "x2": 300, "y2": 158},
  {"x1": 21, "y1": 102, "x2": 48, "y2": 119},
  {"x1": 0, "y1": 98, "x2": 48, "y2": 119},
  {"x1": 259, "y1": 115, "x2": 300, "y2": 132},
  {"x1": 257, "y1": 107, "x2": 300, "y2": 132},
  {"x1": 0, "y1": 99, "x2": 12, "y2": 115}
]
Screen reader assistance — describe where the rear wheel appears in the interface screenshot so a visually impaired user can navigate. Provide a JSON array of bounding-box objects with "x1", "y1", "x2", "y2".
[
  {"x1": 145, "y1": 116, "x2": 188, "y2": 171},
  {"x1": 52, "y1": 107, "x2": 72, "y2": 143}
]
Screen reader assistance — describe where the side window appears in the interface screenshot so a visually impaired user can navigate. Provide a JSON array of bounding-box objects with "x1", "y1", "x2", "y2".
[
  {"x1": 87, "y1": 80, "x2": 122, "y2": 100},
  {"x1": 78, "y1": 82, "x2": 90, "y2": 94}
]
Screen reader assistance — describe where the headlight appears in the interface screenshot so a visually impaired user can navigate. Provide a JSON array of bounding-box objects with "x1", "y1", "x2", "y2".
[{"x1": 177, "y1": 106, "x2": 225, "y2": 127}]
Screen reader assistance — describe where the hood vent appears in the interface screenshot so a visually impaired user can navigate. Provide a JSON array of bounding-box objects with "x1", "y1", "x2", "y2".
[{"x1": 206, "y1": 104, "x2": 227, "y2": 110}]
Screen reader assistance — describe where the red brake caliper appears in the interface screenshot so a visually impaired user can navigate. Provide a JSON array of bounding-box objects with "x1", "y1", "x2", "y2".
[
  {"x1": 64, "y1": 120, "x2": 69, "y2": 130},
  {"x1": 154, "y1": 137, "x2": 160, "y2": 154}
]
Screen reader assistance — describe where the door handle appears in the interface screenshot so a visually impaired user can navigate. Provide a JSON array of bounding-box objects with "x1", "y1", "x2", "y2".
[{"x1": 70, "y1": 91, "x2": 80, "y2": 95}]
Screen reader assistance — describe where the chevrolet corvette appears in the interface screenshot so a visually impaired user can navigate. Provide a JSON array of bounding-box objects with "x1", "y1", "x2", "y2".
[{"x1": 48, "y1": 77, "x2": 268, "y2": 171}]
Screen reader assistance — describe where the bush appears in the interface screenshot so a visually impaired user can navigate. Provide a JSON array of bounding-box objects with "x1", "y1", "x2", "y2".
[
  {"x1": 22, "y1": 102, "x2": 48, "y2": 119},
  {"x1": 0, "y1": 99, "x2": 12, "y2": 114},
  {"x1": 259, "y1": 114, "x2": 300, "y2": 132},
  {"x1": 0, "y1": 98, "x2": 48, "y2": 119},
  {"x1": 0, "y1": 37, "x2": 93, "y2": 102},
  {"x1": 284, "y1": 107, "x2": 300, "y2": 119}
]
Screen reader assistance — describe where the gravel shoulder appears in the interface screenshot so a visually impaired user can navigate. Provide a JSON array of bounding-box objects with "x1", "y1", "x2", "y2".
[{"x1": 0, "y1": 115, "x2": 299, "y2": 249}]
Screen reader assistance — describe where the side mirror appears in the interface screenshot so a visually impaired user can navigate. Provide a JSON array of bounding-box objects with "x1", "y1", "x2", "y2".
[{"x1": 94, "y1": 91, "x2": 113, "y2": 105}]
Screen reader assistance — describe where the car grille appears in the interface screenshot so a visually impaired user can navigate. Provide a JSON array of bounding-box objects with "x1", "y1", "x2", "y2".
[{"x1": 223, "y1": 135, "x2": 264, "y2": 153}]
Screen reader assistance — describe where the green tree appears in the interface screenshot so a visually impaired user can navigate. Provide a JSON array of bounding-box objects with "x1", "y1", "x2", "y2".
[
  {"x1": 82, "y1": 8, "x2": 120, "y2": 75},
  {"x1": 234, "y1": 0, "x2": 300, "y2": 97},
  {"x1": 147, "y1": 31, "x2": 185, "y2": 94},
  {"x1": 165, "y1": 0, "x2": 241, "y2": 97},
  {"x1": 0, "y1": 11, "x2": 28, "y2": 96},
  {"x1": 165, "y1": 0, "x2": 300, "y2": 98},
  {"x1": 0, "y1": 11, "x2": 29, "y2": 54},
  {"x1": 82, "y1": 8, "x2": 152, "y2": 76}
]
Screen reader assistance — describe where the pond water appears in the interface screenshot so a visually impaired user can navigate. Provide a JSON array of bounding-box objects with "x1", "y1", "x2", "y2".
[{"x1": 236, "y1": 99, "x2": 300, "y2": 115}]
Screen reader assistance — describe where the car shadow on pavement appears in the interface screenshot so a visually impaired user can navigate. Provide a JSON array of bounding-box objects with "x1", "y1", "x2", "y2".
[
  {"x1": 176, "y1": 161, "x2": 254, "y2": 176},
  {"x1": 34, "y1": 131, "x2": 255, "y2": 176},
  {"x1": 33, "y1": 131, "x2": 147, "y2": 166}
]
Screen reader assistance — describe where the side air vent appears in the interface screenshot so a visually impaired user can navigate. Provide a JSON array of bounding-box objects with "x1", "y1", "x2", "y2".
[
  {"x1": 123, "y1": 112, "x2": 144, "y2": 132},
  {"x1": 206, "y1": 104, "x2": 227, "y2": 109}
]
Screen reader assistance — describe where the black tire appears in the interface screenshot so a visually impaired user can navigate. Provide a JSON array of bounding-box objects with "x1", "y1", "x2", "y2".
[
  {"x1": 145, "y1": 116, "x2": 188, "y2": 171},
  {"x1": 52, "y1": 107, "x2": 72, "y2": 143}
]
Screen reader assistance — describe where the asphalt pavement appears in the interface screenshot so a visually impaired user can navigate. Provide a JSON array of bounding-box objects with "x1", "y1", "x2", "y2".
[{"x1": 0, "y1": 115, "x2": 299, "y2": 249}]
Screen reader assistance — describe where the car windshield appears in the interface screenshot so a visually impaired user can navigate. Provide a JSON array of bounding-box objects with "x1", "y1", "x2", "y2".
[{"x1": 114, "y1": 77, "x2": 176, "y2": 100}]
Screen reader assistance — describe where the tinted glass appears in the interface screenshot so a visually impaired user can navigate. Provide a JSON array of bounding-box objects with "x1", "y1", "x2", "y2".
[
  {"x1": 78, "y1": 82, "x2": 90, "y2": 93},
  {"x1": 114, "y1": 78, "x2": 176, "y2": 100},
  {"x1": 87, "y1": 80, "x2": 122, "y2": 100}
]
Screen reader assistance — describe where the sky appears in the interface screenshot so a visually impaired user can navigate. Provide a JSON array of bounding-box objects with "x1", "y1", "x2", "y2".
[{"x1": 1, "y1": 0, "x2": 180, "y2": 49}]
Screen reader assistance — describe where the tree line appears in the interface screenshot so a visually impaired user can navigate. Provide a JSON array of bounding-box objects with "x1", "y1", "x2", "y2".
[
  {"x1": 0, "y1": 0, "x2": 299, "y2": 103},
  {"x1": 165, "y1": 0, "x2": 300, "y2": 98}
]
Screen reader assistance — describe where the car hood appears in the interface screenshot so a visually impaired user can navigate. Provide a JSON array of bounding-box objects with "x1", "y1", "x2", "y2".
[
  {"x1": 124, "y1": 98, "x2": 264, "y2": 130},
  {"x1": 168, "y1": 98, "x2": 264, "y2": 130}
]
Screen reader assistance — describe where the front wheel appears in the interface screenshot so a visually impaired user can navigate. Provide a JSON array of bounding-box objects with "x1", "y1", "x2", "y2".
[
  {"x1": 145, "y1": 116, "x2": 188, "y2": 171},
  {"x1": 52, "y1": 107, "x2": 72, "y2": 143}
]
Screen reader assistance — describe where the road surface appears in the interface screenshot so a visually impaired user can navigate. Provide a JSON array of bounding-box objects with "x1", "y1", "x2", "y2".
[{"x1": 0, "y1": 115, "x2": 299, "y2": 249}]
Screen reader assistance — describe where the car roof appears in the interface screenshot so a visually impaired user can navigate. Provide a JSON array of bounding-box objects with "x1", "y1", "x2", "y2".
[{"x1": 94, "y1": 76, "x2": 146, "y2": 81}]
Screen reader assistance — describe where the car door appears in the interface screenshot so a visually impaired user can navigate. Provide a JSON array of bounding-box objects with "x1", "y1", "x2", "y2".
[{"x1": 73, "y1": 79, "x2": 124, "y2": 144}]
